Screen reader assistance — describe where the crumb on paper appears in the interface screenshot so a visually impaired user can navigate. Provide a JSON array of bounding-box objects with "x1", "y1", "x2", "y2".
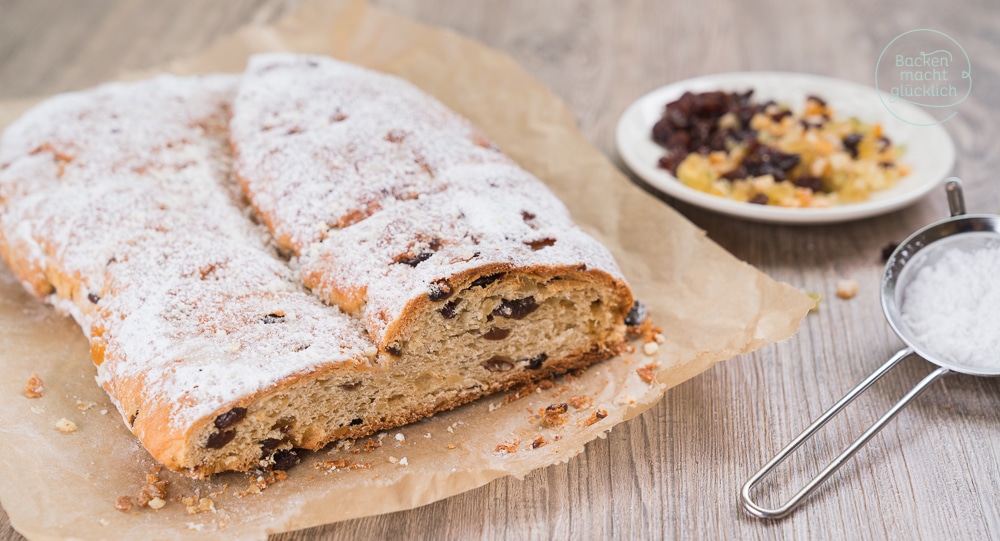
[
  {"x1": 363, "y1": 438, "x2": 382, "y2": 452},
  {"x1": 99, "y1": 518, "x2": 110, "y2": 527},
  {"x1": 488, "y1": 402, "x2": 501, "y2": 412},
  {"x1": 446, "y1": 444, "x2": 457, "y2": 450},
  {"x1": 30, "y1": 405, "x2": 45, "y2": 414},
  {"x1": 99, "y1": 409, "x2": 108, "y2": 415},
  {"x1": 531, "y1": 437, "x2": 547, "y2": 449},
  {"x1": 806, "y1": 292, "x2": 823, "y2": 311},
  {"x1": 388, "y1": 456, "x2": 398, "y2": 464},
  {"x1": 424, "y1": 433, "x2": 432, "y2": 438},
  {"x1": 495, "y1": 439, "x2": 520, "y2": 454},
  {"x1": 334, "y1": 439, "x2": 353, "y2": 452},
  {"x1": 836, "y1": 279, "x2": 858, "y2": 299},
  {"x1": 394, "y1": 433, "x2": 405, "y2": 442},
  {"x1": 538, "y1": 378, "x2": 554, "y2": 390},
  {"x1": 76, "y1": 400, "x2": 97, "y2": 411},
  {"x1": 24, "y1": 373, "x2": 44, "y2": 398},
  {"x1": 315, "y1": 459, "x2": 371, "y2": 472},
  {"x1": 568, "y1": 395, "x2": 593, "y2": 410},
  {"x1": 642, "y1": 341, "x2": 659, "y2": 356},
  {"x1": 187, "y1": 523, "x2": 205, "y2": 532},
  {"x1": 540, "y1": 403, "x2": 569, "y2": 427},
  {"x1": 236, "y1": 469, "x2": 287, "y2": 497},
  {"x1": 136, "y1": 467, "x2": 168, "y2": 508},
  {"x1": 181, "y1": 496, "x2": 215, "y2": 515},
  {"x1": 446, "y1": 426, "x2": 454, "y2": 434},
  {"x1": 654, "y1": 333, "x2": 665, "y2": 344},
  {"x1": 504, "y1": 382, "x2": 537, "y2": 404},
  {"x1": 399, "y1": 457, "x2": 408, "y2": 466},
  {"x1": 147, "y1": 497, "x2": 166, "y2": 510},
  {"x1": 618, "y1": 395, "x2": 636, "y2": 406},
  {"x1": 636, "y1": 363, "x2": 660, "y2": 384},
  {"x1": 114, "y1": 496, "x2": 133, "y2": 512},
  {"x1": 584, "y1": 409, "x2": 609, "y2": 427},
  {"x1": 55, "y1": 418, "x2": 77, "y2": 433}
]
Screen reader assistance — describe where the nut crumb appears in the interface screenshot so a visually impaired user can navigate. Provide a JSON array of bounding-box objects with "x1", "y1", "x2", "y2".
[
  {"x1": 584, "y1": 409, "x2": 609, "y2": 427},
  {"x1": 531, "y1": 437, "x2": 547, "y2": 449},
  {"x1": 55, "y1": 418, "x2": 77, "y2": 433},
  {"x1": 181, "y1": 496, "x2": 215, "y2": 515},
  {"x1": 495, "y1": 439, "x2": 520, "y2": 454},
  {"x1": 114, "y1": 496, "x2": 133, "y2": 512},
  {"x1": 76, "y1": 400, "x2": 97, "y2": 411},
  {"x1": 147, "y1": 497, "x2": 166, "y2": 510},
  {"x1": 446, "y1": 444, "x2": 457, "y2": 450},
  {"x1": 24, "y1": 373, "x2": 44, "y2": 398},
  {"x1": 636, "y1": 363, "x2": 659, "y2": 384},
  {"x1": 399, "y1": 457, "x2": 408, "y2": 466},
  {"x1": 568, "y1": 395, "x2": 593, "y2": 410},
  {"x1": 540, "y1": 403, "x2": 569, "y2": 427},
  {"x1": 642, "y1": 341, "x2": 659, "y2": 355},
  {"x1": 836, "y1": 279, "x2": 858, "y2": 299}
]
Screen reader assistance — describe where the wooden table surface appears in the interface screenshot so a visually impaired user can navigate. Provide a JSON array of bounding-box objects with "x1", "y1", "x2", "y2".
[{"x1": 2, "y1": 0, "x2": 998, "y2": 539}]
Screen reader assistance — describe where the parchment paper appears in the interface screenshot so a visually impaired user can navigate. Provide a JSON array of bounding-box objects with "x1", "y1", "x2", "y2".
[{"x1": 0, "y1": 1, "x2": 814, "y2": 539}]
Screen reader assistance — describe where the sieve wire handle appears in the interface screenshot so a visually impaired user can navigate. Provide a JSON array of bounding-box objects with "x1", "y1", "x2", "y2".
[{"x1": 740, "y1": 347, "x2": 950, "y2": 519}]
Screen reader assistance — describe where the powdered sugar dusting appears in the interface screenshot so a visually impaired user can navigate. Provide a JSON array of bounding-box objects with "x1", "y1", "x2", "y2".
[
  {"x1": 230, "y1": 54, "x2": 626, "y2": 343},
  {"x1": 0, "y1": 74, "x2": 373, "y2": 432}
]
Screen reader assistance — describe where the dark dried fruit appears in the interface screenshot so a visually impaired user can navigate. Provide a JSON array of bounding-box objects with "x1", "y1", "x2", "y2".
[
  {"x1": 206, "y1": 429, "x2": 236, "y2": 449},
  {"x1": 385, "y1": 343, "x2": 402, "y2": 356},
  {"x1": 525, "y1": 238, "x2": 556, "y2": 250},
  {"x1": 340, "y1": 382, "x2": 360, "y2": 391},
  {"x1": 521, "y1": 210, "x2": 536, "y2": 221},
  {"x1": 493, "y1": 297, "x2": 538, "y2": 320},
  {"x1": 214, "y1": 407, "x2": 247, "y2": 429},
  {"x1": 483, "y1": 357, "x2": 515, "y2": 372},
  {"x1": 272, "y1": 449, "x2": 300, "y2": 471},
  {"x1": 483, "y1": 327, "x2": 511, "y2": 340},
  {"x1": 806, "y1": 95, "x2": 827, "y2": 107},
  {"x1": 881, "y1": 241, "x2": 900, "y2": 262},
  {"x1": 470, "y1": 273, "x2": 504, "y2": 288},
  {"x1": 439, "y1": 299, "x2": 460, "y2": 319},
  {"x1": 427, "y1": 280, "x2": 453, "y2": 301},
  {"x1": 262, "y1": 313, "x2": 285, "y2": 324},
  {"x1": 749, "y1": 193, "x2": 769, "y2": 205},
  {"x1": 396, "y1": 251, "x2": 433, "y2": 267},
  {"x1": 350, "y1": 418, "x2": 363, "y2": 426},
  {"x1": 842, "y1": 133, "x2": 863, "y2": 159},
  {"x1": 740, "y1": 146, "x2": 801, "y2": 181},
  {"x1": 519, "y1": 353, "x2": 548, "y2": 370},
  {"x1": 260, "y1": 438, "x2": 282, "y2": 452},
  {"x1": 87, "y1": 293, "x2": 100, "y2": 304},
  {"x1": 794, "y1": 175, "x2": 824, "y2": 193},
  {"x1": 624, "y1": 300, "x2": 648, "y2": 326}
]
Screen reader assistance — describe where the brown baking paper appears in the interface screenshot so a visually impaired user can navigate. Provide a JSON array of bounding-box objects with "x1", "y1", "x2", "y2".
[{"x1": 0, "y1": 1, "x2": 813, "y2": 539}]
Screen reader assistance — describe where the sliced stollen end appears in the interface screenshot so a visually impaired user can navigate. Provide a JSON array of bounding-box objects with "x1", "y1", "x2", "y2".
[
  {"x1": 0, "y1": 75, "x2": 385, "y2": 477},
  {"x1": 230, "y1": 52, "x2": 635, "y2": 379}
]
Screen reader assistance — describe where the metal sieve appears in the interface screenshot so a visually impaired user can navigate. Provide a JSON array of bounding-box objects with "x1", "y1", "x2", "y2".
[{"x1": 740, "y1": 178, "x2": 1000, "y2": 519}]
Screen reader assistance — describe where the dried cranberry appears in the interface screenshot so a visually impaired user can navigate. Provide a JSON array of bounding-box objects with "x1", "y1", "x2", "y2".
[
  {"x1": 842, "y1": 133, "x2": 863, "y2": 159},
  {"x1": 624, "y1": 300, "x2": 648, "y2": 326},
  {"x1": 794, "y1": 176, "x2": 824, "y2": 193},
  {"x1": 272, "y1": 449, "x2": 300, "y2": 471},
  {"x1": 214, "y1": 407, "x2": 247, "y2": 429},
  {"x1": 470, "y1": 273, "x2": 504, "y2": 288},
  {"x1": 87, "y1": 293, "x2": 100, "y2": 304},
  {"x1": 483, "y1": 327, "x2": 511, "y2": 340},
  {"x1": 749, "y1": 193, "x2": 769, "y2": 205},
  {"x1": 206, "y1": 429, "x2": 236, "y2": 449},
  {"x1": 493, "y1": 297, "x2": 538, "y2": 319},
  {"x1": 396, "y1": 252, "x2": 433, "y2": 267},
  {"x1": 427, "y1": 280, "x2": 453, "y2": 301},
  {"x1": 439, "y1": 300, "x2": 460, "y2": 319}
]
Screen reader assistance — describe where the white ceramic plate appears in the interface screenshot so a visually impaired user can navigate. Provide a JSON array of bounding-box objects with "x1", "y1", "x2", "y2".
[{"x1": 615, "y1": 72, "x2": 956, "y2": 224}]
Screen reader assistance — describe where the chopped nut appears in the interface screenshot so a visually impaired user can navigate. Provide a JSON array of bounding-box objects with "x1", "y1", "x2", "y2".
[
  {"x1": 147, "y1": 497, "x2": 166, "y2": 510},
  {"x1": 114, "y1": 496, "x2": 133, "y2": 512},
  {"x1": 568, "y1": 395, "x2": 593, "y2": 410},
  {"x1": 55, "y1": 418, "x2": 77, "y2": 433},
  {"x1": 531, "y1": 437, "x2": 547, "y2": 449},
  {"x1": 642, "y1": 342, "x2": 659, "y2": 356},
  {"x1": 584, "y1": 409, "x2": 609, "y2": 427},
  {"x1": 541, "y1": 403, "x2": 569, "y2": 427},
  {"x1": 636, "y1": 363, "x2": 659, "y2": 384},
  {"x1": 76, "y1": 400, "x2": 97, "y2": 411},
  {"x1": 836, "y1": 279, "x2": 858, "y2": 299},
  {"x1": 24, "y1": 373, "x2": 44, "y2": 398},
  {"x1": 495, "y1": 439, "x2": 520, "y2": 454}
]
